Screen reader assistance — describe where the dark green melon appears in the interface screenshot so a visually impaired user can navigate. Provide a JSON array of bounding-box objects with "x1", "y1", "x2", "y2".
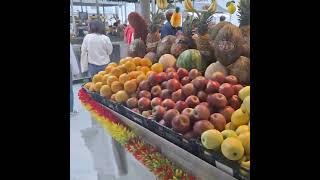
[{"x1": 176, "y1": 49, "x2": 208, "y2": 73}]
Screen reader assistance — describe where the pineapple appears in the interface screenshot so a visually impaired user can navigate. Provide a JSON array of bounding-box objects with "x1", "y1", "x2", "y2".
[
  {"x1": 238, "y1": 0, "x2": 250, "y2": 27},
  {"x1": 195, "y1": 11, "x2": 216, "y2": 63},
  {"x1": 146, "y1": 12, "x2": 165, "y2": 53}
]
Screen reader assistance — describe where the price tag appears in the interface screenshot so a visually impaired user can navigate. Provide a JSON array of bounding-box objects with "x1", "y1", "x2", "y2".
[{"x1": 215, "y1": 161, "x2": 234, "y2": 176}]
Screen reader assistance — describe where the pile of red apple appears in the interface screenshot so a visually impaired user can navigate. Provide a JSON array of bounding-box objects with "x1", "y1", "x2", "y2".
[{"x1": 124, "y1": 67, "x2": 245, "y2": 139}]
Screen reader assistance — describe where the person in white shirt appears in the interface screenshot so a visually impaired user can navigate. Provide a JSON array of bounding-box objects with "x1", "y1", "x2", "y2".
[
  {"x1": 81, "y1": 20, "x2": 113, "y2": 77},
  {"x1": 70, "y1": 43, "x2": 80, "y2": 116}
]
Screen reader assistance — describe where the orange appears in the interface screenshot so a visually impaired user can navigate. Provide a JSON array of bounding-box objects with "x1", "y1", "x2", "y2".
[
  {"x1": 140, "y1": 66, "x2": 150, "y2": 75},
  {"x1": 98, "y1": 71, "x2": 107, "y2": 76},
  {"x1": 93, "y1": 82, "x2": 103, "y2": 92},
  {"x1": 84, "y1": 82, "x2": 93, "y2": 89},
  {"x1": 102, "y1": 74, "x2": 110, "y2": 85},
  {"x1": 136, "y1": 66, "x2": 142, "y2": 71},
  {"x1": 105, "y1": 66, "x2": 114, "y2": 74},
  {"x1": 151, "y1": 63, "x2": 164, "y2": 73},
  {"x1": 115, "y1": 90, "x2": 129, "y2": 103},
  {"x1": 111, "y1": 67, "x2": 123, "y2": 77},
  {"x1": 132, "y1": 57, "x2": 142, "y2": 66},
  {"x1": 124, "y1": 80, "x2": 138, "y2": 94},
  {"x1": 108, "y1": 62, "x2": 118, "y2": 68},
  {"x1": 136, "y1": 74, "x2": 147, "y2": 84},
  {"x1": 124, "y1": 61, "x2": 136, "y2": 72},
  {"x1": 92, "y1": 74, "x2": 103, "y2": 83},
  {"x1": 100, "y1": 85, "x2": 112, "y2": 98},
  {"x1": 111, "y1": 94, "x2": 117, "y2": 101},
  {"x1": 107, "y1": 75, "x2": 118, "y2": 86},
  {"x1": 140, "y1": 58, "x2": 152, "y2": 67},
  {"x1": 118, "y1": 65, "x2": 127, "y2": 74},
  {"x1": 128, "y1": 71, "x2": 141, "y2": 80},
  {"x1": 119, "y1": 73, "x2": 129, "y2": 84},
  {"x1": 111, "y1": 81, "x2": 124, "y2": 93}
]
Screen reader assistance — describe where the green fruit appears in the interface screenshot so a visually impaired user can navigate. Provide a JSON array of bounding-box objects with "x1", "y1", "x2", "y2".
[
  {"x1": 221, "y1": 130, "x2": 238, "y2": 139},
  {"x1": 231, "y1": 109, "x2": 249, "y2": 128},
  {"x1": 238, "y1": 86, "x2": 250, "y2": 100},
  {"x1": 176, "y1": 49, "x2": 207, "y2": 73},
  {"x1": 238, "y1": 131, "x2": 250, "y2": 155},
  {"x1": 201, "y1": 129, "x2": 224, "y2": 150},
  {"x1": 235, "y1": 125, "x2": 249, "y2": 135},
  {"x1": 243, "y1": 96, "x2": 250, "y2": 114},
  {"x1": 221, "y1": 137, "x2": 244, "y2": 161}
]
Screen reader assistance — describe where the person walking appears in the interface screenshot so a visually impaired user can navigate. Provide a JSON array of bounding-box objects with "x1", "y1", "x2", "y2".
[
  {"x1": 80, "y1": 20, "x2": 113, "y2": 77},
  {"x1": 70, "y1": 43, "x2": 80, "y2": 116}
]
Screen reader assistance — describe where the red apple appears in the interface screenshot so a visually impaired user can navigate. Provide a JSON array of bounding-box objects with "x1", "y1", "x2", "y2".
[
  {"x1": 158, "y1": 72, "x2": 168, "y2": 82},
  {"x1": 148, "y1": 72, "x2": 161, "y2": 86},
  {"x1": 151, "y1": 85, "x2": 162, "y2": 98},
  {"x1": 189, "y1": 69, "x2": 200, "y2": 80},
  {"x1": 172, "y1": 89, "x2": 183, "y2": 102},
  {"x1": 206, "y1": 80, "x2": 220, "y2": 94},
  {"x1": 171, "y1": 114, "x2": 191, "y2": 134},
  {"x1": 232, "y1": 84, "x2": 244, "y2": 95},
  {"x1": 193, "y1": 120, "x2": 214, "y2": 136},
  {"x1": 200, "y1": 102, "x2": 209, "y2": 107},
  {"x1": 209, "y1": 113, "x2": 226, "y2": 132},
  {"x1": 228, "y1": 95, "x2": 241, "y2": 110},
  {"x1": 219, "y1": 106, "x2": 235, "y2": 123},
  {"x1": 175, "y1": 101, "x2": 188, "y2": 113},
  {"x1": 163, "y1": 109, "x2": 180, "y2": 126},
  {"x1": 197, "y1": 91, "x2": 208, "y2": 102},
  {"x1": 181, "y1": 76, "x2": 191, "y2": 85},
  {"x1": 165, "y1": 67, "x2": 176, "y2": 73},
  {"x1": 162, "y1": 99, "x2": 176, "y2": 110},
  {"x1": 219, "y1": 83, "x2": 235, "y2": 98},
  {"x1": 139, "y1": 90, "x2": 152, "y2": 99},
  {"x1": 160, "y1": 89, "x2": 171, "y2": 99},
  {"x1": 207, "y1": 93, "x2": 227, "y2": 109},
  {"x1": 168, "y1": 72, "x2": 179, "y2": 80},
  {"x1": 138, "y1": 97, "x2": 151, "y2": 111},
  {"x1": 152, "y1": 105, "x2": 166, "y2": 120},
  {"x1": 225, "y1": 75, "x2": 238, "y2": 85},
  {"x1": 139, "y1": 80, "x2": 151, "y2": 91},
  {"x1": 126, "y1": 97, "x2": 138, "y2": 108},
  {"x1": 167, "y1": 79, "x2": 181, "y2": 92},
  {"x1": 182, "y1": 83, "x2": 196, "y2": 97},
  {"x1": 185, "y1": 95, "x2": 200, "y2": 108},
  {"x1": 161, "y1": 81, "x2": 168, "y2": 89},
  {"x1": 192, "y1": 104, "x2": 210, "y2": 121},
  {"x1": 183, "y1": 131, "x2": 197, "y2": 140},
  {"x1": 182, "y1": 108, "x2": 194, "y2": 120},
  {"x1": 177, "y1": 68, "x2": 189, "y2": 79},
  {"x1": 211, "y1": 72, "x2": 225, "y2": 84},
  {"x1": 191, "y1": 76, "x2": 207, "y2": 90},
  {"x1": 151, "y1": 97, "x2": 162, "y2": 107}
]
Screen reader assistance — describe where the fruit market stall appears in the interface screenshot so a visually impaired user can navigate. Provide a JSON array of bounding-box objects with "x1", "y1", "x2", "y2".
[{"x1": 78, "y1": 0, "x2": 250, "y2": 179}]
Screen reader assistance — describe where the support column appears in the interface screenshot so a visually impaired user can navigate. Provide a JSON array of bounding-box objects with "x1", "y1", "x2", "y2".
[
  {"x1": 139, "y1": 0, "x2": 150, "y2": 23},
  {"x1": 71, "y1": 0, "x2": 76, "y2": 35}
]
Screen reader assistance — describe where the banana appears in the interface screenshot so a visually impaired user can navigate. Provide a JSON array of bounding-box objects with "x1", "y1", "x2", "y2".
[
  {"x1": 184, "y1": 0, "x2": 195, "y2": 12},
  {"x1": 207, "y1": 0, "x2": 217, "y2": 13},
  {"x1": 156, "y1": 0, "x2": 168, "y2": 10}
]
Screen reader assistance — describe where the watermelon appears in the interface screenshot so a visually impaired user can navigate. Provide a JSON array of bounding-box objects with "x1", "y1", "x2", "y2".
[{"x1": 176, "y1": 49, "x2": 207, "y2": 72}]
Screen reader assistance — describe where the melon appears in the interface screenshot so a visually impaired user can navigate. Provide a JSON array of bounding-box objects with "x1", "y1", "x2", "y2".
[
  {"x1": 176, "y1": 49, "x2": 207, "y2": 73},
  {"x1": 214, "y1": 24, "x2": 245, "y2": 66},
  {"x1": 205, "y1": 62, "x2": 228, "y2": 79},
  {"x1": 158, "y1": 54, "x2": 176, "y2": 69},
  {"x1": 227, "y1": 56, "x2": 250, "y2": 85},
  {"x1": 128, "y1": 39, "x2": 146, "y2": 58},
  {"x1": 156, "y1": 35, "x2": 176, "y2": 58},
  {"x1": 170, "y1": 35, "x2": 197, "y2": 58},
  {"x1": 144, "y1": 52, "x2": 158, "y2": 64}
]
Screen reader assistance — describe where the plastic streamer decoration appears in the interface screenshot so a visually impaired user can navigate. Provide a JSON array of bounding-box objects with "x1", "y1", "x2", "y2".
[{"x1": 78, "y1": 88, "x2": 196, "y2": 180}]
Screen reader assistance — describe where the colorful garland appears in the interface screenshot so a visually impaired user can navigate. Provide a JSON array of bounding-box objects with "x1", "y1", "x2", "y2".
[{"x1": 78, "y1": 88, "x2": 196, "y2": 180}]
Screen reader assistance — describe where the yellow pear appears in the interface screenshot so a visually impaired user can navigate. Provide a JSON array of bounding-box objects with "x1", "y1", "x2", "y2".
[
  {"x1": 238, "y1": 131, "x2": 250, "y2": 155},
  {"x1": 236, "y1": 125, "x2": 250, "y2": 135},
  {"x1": 231, "y1": 109, "x2": 249, "y2": 128},
  {"x1": 221, "y1": 137, "x2": 244, "y2": 161},
  {"x1": 201, "y1": 129, "x2": 224, "y2": 150},
  {"x1": 115, "y1": 90, "x2": 129, "y2": 103},
  {"x1": 243, "y1": 96, "x2": 250, "y2": 114},
  {"x1": 241, "y1": 160, "x2": 250, "y2": 170},
  {"x1": 100, "y1": 85, "x2": 112, "y2": 98},
  {"x1": 238, "y1": 86, "x2": 250, "y2": 101},
  {"x1": 93, "y1": 82, "x2": 103, "y2": 92},
  {"x1": 221, "y1": 130, "x2": 238, "y2": 139},
  {"x1": 92, "y1": 74, "x2": 103, "y2": 83}
]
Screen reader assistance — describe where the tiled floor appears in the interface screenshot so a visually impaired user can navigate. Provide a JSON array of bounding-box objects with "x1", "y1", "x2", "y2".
[{"x1": 70, "y1": 84, "x2": 155, "y2": 180}]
